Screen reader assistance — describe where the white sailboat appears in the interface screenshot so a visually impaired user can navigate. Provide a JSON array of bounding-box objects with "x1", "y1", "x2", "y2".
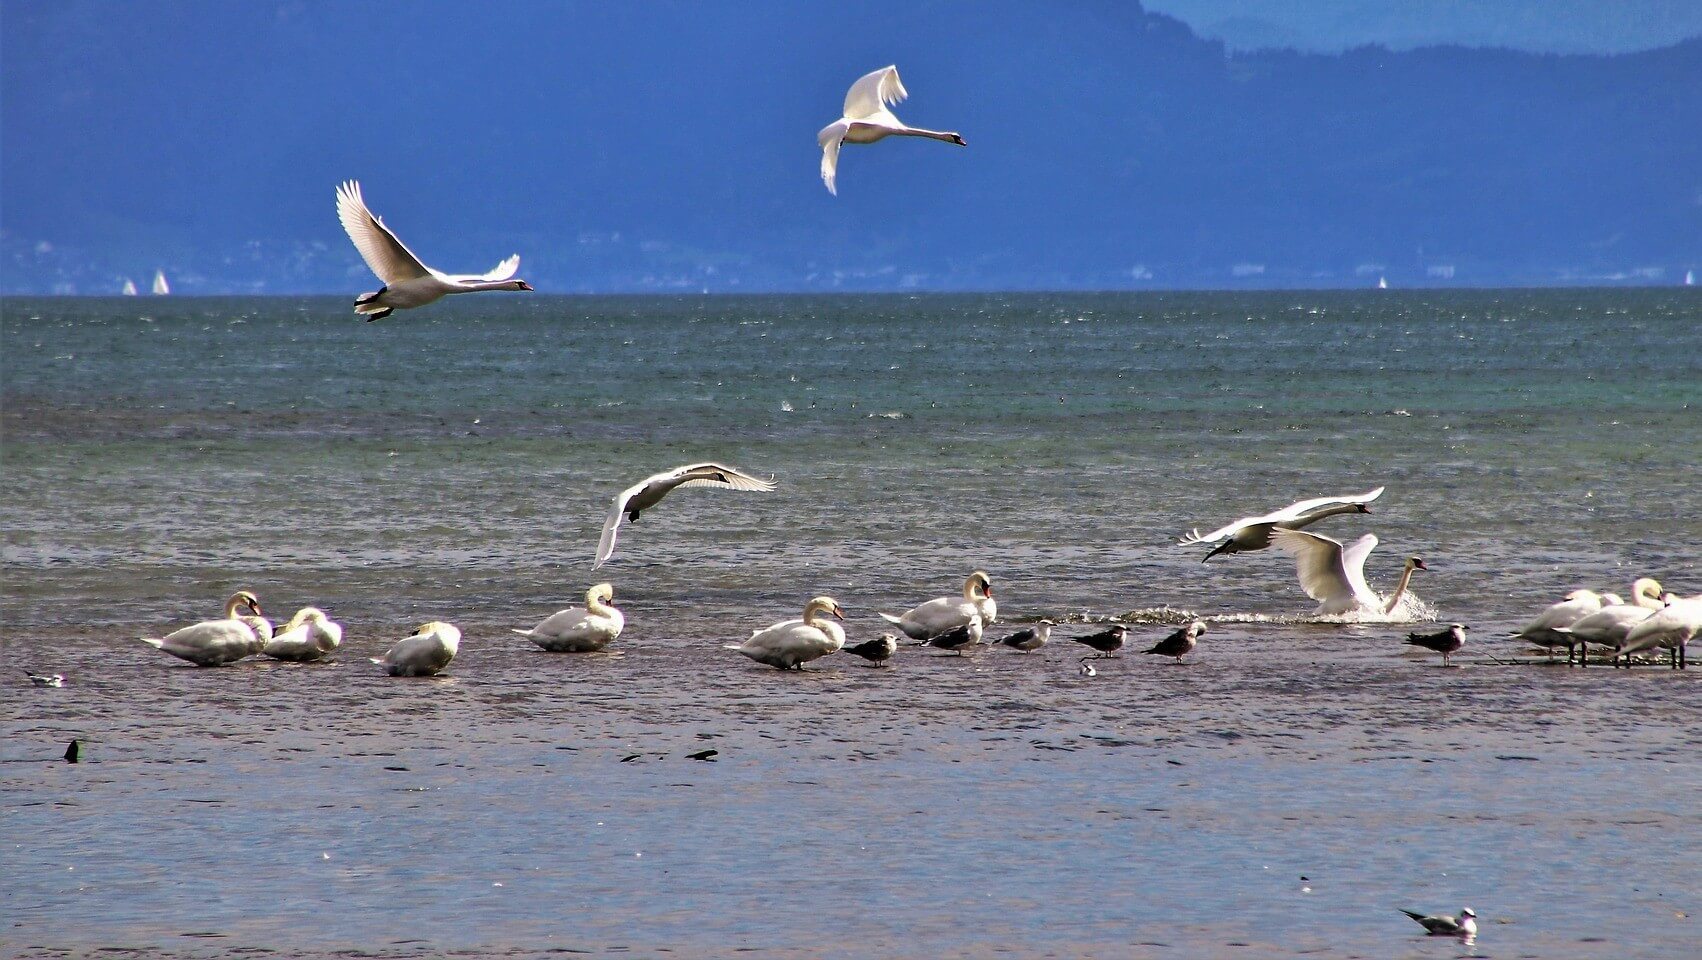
[
  {"x1": 1376, "y1": 275, "x2": 1388, "y2": 290},
  {"x1": 121, "y1": 278, "x2": 139, "y2": 296},
  {"x1": 152, "y1": 270, "x2": 170, "y2": 295}
]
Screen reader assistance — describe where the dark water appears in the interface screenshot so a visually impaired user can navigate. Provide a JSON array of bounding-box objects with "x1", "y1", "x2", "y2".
[{"x1": 3, "y1": 292, "x2": 1699, "y2": 958}]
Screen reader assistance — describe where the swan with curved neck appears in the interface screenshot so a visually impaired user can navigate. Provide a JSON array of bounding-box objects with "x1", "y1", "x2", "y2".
[
  {"x1": 726, "y1": 596, "x2": 847, "y2": 670},
  {"x1": 1270, "y1": 529, "x2": 1427, "y2": 617},
  {"x1": 263, "y1": 607, "x2": 343, "y2": 662},
  {"x1": 817, "y1": 65, "x2": 966, "y2": 195},
  {"x1": 1629, "y1": 578, "x2": 1664, "y2": 609},
  {"x1": 141, "y1": 591, "x2": 267, "y2": 667},
  {"x1": 879, "y1": 570, "x2": 996, "y2": 639},
  {"x1": 514, "y1": 583, "x2": 625, "y2": 653}
]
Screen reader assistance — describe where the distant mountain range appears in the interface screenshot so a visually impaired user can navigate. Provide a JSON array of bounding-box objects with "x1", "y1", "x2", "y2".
[{"x1": 2, "y1": 1, "x2": 1698, "y2": 293}]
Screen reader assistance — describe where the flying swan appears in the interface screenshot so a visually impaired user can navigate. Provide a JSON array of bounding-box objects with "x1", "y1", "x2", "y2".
[
  {"x1": 818, "y1": 65, "x2": 965, "y2": 195},
  {"x1": 594, "y1": 462, "x2": 777, "y2": 569},
  {"x1": 1179, "y1": 487, "x2": 1385, "y2": 562},
  {"x1": 1269, "y1": 528, "x2": 1426, "y2": 616},
  {"x1": 335, "y1": 180, "x2": 532, "y2": 321}
]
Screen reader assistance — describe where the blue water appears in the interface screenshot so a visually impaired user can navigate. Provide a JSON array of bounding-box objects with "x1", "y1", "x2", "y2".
[{"x1": 3, "y1": 292, "x2": 1699, "y2": 958}]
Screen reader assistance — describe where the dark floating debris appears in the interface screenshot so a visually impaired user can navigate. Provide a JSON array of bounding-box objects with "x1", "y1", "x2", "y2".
[
  {"x1": 64, "y1": 739, "x2": 80, "y2": 763},
  {"x1": 686, "y1": 749, "x2": 719, "y2": 762}
]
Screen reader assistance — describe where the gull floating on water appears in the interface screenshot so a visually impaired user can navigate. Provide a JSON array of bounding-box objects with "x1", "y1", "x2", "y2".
[
  {"x1": 262, "y1": 607, "x2": 343, "y2": 662},
  {"x1": 879, "y1": 571, "x2": 997, "y2": 639},
  {"x1": 1405, "y1": 623, "x2": 1467, "y2": 665},
  {"x1": 595, "y1": 463, "x2": 777, "y2": 569},
  {"x1": 513, "y1": 583, "x2": 625, "y2": 652},
  {"x1": 1144, "y1": 621, "x2": 1206, "y2": 662},
  {"x1": 371, "y1": 621, "x2": 461, "y2": 677},
  {"x1": 141, "y1": 591, "x2": 268, "y2": 667},
  {"x1": 818, "y1": 65, "x2": 965, "y2": 195},
  {"x1": 842, "y1": 633, "x2": 899, "y2": 667},
  {"x1": 1068, "y1": 623, "x2": 1127, "y2": 658},
  {"x1": 920, "y1": 617, "x2": 984, "y2": 655},
  {"x1": 335, "y1": 180, "x2": 532, "y2": 322},
  {"x1": 1179, "y1": 487, "x2": 1384, "y2": 562},
  {"x1": 726, "y1": 597, "x2": 846, "y2": 670},
  {"x1": 1078, "y1": 658, "x2": 1098, "y2": 677},
  {"x1": 25, "y1": 671, "x2": 64, "y2": 688},
  {"x1": 1399, "y1": 906, "x2": 1476, "y2": 938},
  {"x1": 1270, "y1": 529, "x2": 1425, "y2": 616},
  {"x1": 996, "y1": 619, "x2": 1053, "y2": 653}
]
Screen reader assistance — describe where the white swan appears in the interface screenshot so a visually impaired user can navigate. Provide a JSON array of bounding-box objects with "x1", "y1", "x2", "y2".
[
  {"x1": 726, "y1": 596, "x2": 846, "y2": 670},
  {"x1": 335, "y1": 180, "x2": 532, "y2": 321},
  {"x1": 817, "y1": 65, "x2": 965, "y2": 195},
  {"x1": 371, "y1": 621, "x2": 461, "y2": 677},
  {"x1": 1179, "y1": 487, "x2": 1385, "y2": 562},
  {"x1": 1513, "y1": 589, "x2": 1608, "y2": 659},
  {"x1": 1616, "y1": 597, "x2": 1700, "y2": 667},
  {"x1": 1627, "y1": 578, "x2": 1665, "y2": 609},
  {"x1": 1557, "y1": 603, "x2": 1654, "y2": 650},
  {"x1": 513, "y1": 583, "x2": 624, "y2": 652},
  {"x1": 1269, "y1": 529, "x2": 1426, "y2": 616},
  {"x1": 141, "y1": 591, "x2": 267, "y2": 667},
  {"x1": 595, "y1": 462, "x2": 777, "y2": 568},
  {"x1": 878, "y1": 570, "x2": 997, "y2": 639},
  {"x1": 262, "y1": 607, "x2": 343, "y2": 662}
]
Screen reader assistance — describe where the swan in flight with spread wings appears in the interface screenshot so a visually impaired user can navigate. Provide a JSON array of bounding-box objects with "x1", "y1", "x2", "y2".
[
  {"x1": 594, "y1": 463, "x2": 777, "y2": 568},
  {"x1": 1179, "y1": 487, "x2": 1385, "y2": 562},
  {"x1": 818, "y1": 65, "x2": 966, "y2": 195},
  {"x1": 335, "y1": 180, "x2": 532, "y2": 321},
  {"x1": 1270, "y1": 528, "x2": 1426, "y2": 616}
]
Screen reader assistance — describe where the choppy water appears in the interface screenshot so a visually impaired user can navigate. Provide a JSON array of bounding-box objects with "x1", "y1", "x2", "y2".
[{"x1": 3, "y1": 292, "x2": 1699, "y2": 958}]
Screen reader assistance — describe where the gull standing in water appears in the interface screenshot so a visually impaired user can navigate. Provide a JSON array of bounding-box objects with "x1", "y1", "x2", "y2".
[
  {"x1": 1404, "y1": 623, "x2": 1467, "y2": 666},
  {"x1": 1270, "y1": 529, "x2": 1426, "y2": 617},
  {"x1": 726, "y1": 597, "x2": 846, "y2": 671},
  {"x1": 1068, "y1": 624, "x2": 1127, "y2": 658},
  {"x1": 1399, "y1": 907, "x2": 1477, "y2": 938},
  {"x1": 372, "y1": 622, "x2": 461, "y2": 677},
  {"x1": 1179, "y1": 487, "x2": 1384, "y2": 562},
  {"x1": 879, "y1": 571, "x2": 997, "y2": 639},
  {"x1": 1144, "y1": 621, "x2": 1206, "y2": 663},
  {"x1": 595, "y1": 463, "x2": 777, "y2": 569},
  {"x1": 842, "y1": 633, "x2": 899, "y2": 668},
  {"x1": 335, "y1": 180, "x2": 532, "y2": 321},
  {"x1": 817, "y1": 65, "x2": 966, "y2": 195},
  {"x1": 513, "y1": 583, "x2": 625, "y2": 652},
  {"x1": 920, "y1": 617, "x2": 984, "y2": 655},
  {"x1": 141, "y1": 591, "x2": 268, "y2": 667},
  {"x1": 995, "y1": 619, "x2": 1053, "y2": 653},
  {"x1": 1078, "y1": 658, "x2": 1098, "y2": 678}
]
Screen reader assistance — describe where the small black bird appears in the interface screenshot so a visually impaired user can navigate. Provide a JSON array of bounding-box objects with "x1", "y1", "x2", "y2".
[
  {"x1": 619, "y1": 754, "x2": 642, "y2": 763},
  {"x1": 842, "y1": 633, "x2": 899, "y2": 667},
  {"x1": 685, "y1": 749, "x2": 719, "y2": 762},
  {"x1": 922, "y1": 619, "x2": 983, "y2": 655},
  {"x1": 64, "y1": 739, "x2": 80, "y2": 763},
  {"x1": 1144, "y1": 620, "x2": 1207, "y2": 663},
  {"x1": 1406, "y1": 624, "x2": 1467, "y2": 666},
  {"x1": 996, "y1": 620, "x2": 1053, "y2": 653},
  {"x1": 1068, "y1": 624, "x2": 1127, "y2": 658}
]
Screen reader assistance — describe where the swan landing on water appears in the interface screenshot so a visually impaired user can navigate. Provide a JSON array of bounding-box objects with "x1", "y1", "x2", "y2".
[{"x1": 1270, "y1": 528, "x2": 1426, "y2": 617}]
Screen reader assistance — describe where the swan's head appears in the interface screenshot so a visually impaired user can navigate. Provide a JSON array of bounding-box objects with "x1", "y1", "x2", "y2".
[
  {"x1": 1599, "y1": 593, "x2": 1625, "y2": 607},
  {"x1": 1406, "y1": 557, "x2": 1428, "y2": 571},
  {"x1": 587, "y1": 582, "x2": 616, "y2": 606},
  {"x1": 1355, "y1": 504, "x2": 1373, "y2": 514},
  {"x1": 948, "y1": 133, "x2": 967, "y2": 146},
  {"x1": 513, "y1": 280, "x2": 534, "y2": 292},
  {"x1": 1564, "y1": 589, "x2": 1602, "y2": 604},
  {"x1": 412, "y1": 621, "x2": 459, "y2": 640},
  {"x1": 1633, "y1": 578, "x2": 1663, "y2": 601},
  {"x1": 966, "y1": 570, "x2": 994, "y2": 599},
  {"x1": 228, "y1": 590, "x2": 262, "y2": 617},
  {"x1": 806, "y1": 596, "x2": 846, "y2": 621},
  {"x1": 286, "y1": 606, "x2": 329, "y2": 629}
]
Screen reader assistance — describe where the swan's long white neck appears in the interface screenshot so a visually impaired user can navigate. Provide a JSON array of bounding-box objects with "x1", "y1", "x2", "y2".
[
  {"x1": 803, "y1": 600, "x2": 834, "y2": 627},
  {"x1": 586, "y1": 590, "x2": 614, "y2": 617},
  {"x1": 1297, "y1": 503, "x2": 1366, "y2": 526},
  {"x1": 895, "y1": 125, "x2": 961, "y2": 143},
  {"x1": 223, "y1": 595, "x2": 254, "y2": 619},
  {"x1": 1383, "y1": 564, "x2": 1420, "y2": 614},
  {"x1": 457, "y1": 279, "x2": 525, "y2": 293},
  {"x1": 963, "y1": 576, "x2": 991, "y2": 602}
]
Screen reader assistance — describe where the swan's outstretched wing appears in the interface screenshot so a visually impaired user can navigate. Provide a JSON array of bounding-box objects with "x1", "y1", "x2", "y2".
[
  {"x1": 336, "y1": 180, "x2": 432, "y2": 284},
  {"x1": 1179, "y1": 487, "x2": 1385, "y2": 544},
  {"x1": 818, "y1": 122, "x2": 847, "y2": 195},
  {"x1": 444, "y1": 254, "x2": 521, "y2": 284},
  {"x1": 1338, "y1": 533, "x2": 1380, "y2": 603},
  {"x1": 593, "y1": 490, "x2": 633, "y2": 570},
  {"x1": 1271, "y1": 528, "x2": 1358, "y2": 605},
  {"x1": 669, "y1": 462, "x2": 778, "y2": 493},
  {"x1": 843, "y1": 64, "x2": 907, "y2": 120}
]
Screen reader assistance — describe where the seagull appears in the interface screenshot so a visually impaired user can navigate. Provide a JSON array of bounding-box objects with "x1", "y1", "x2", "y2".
[
  {"x1": 817, "y1": 65, "x2": 966, "y2": 195},
  {"x1": 1078, "y1": 657, "x2": 1098, "y2": 677},
  {"x1": 1180, "y1": 487, "x2": 1385, "y2": 562},
  {"x1": 371, "y1": 622, "x2": 462, "y2": 677},
  {"x1": 1068, "y1": 624, "x2": 1127, "y2": 658},
  {"x1": 1269, "y1": 529, "x2": 1426, "y2": 616},
  {"x1": 25, "y1": 671, "x2": 64, "y2": 688},
  {"x1": 685, "y1": 749, "x2": 718, "y2": 762},
  {"x1": 921, "y1": 617, "x2": 984, "y2": 655},
  {"x1": 595, "y1": 463, "x2": 777, "y2": 568},
  {"x1": 1143, "y1": 621, "x2": 1206, "y2": 663},
  {"x1": 842, "y1": 633, "x2": 899, "y2": 667},
  {"x1": 335, "y1": 180, "x2": 532, "y2": 322},
  {"x1": 1405, "y1": 623, "x2": 1467, "y2": 665},
  {"x1": 1399, "y1": 907, "x2": 1476, "y2": 938},
  {"x1": 996, "y1": 619, "x2": 1053, "y2": 653}
]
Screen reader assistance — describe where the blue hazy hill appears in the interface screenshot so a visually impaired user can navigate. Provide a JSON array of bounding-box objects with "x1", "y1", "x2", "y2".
[{"x1": 2, "y1": 1, "x2": 1698, "y2": 293}]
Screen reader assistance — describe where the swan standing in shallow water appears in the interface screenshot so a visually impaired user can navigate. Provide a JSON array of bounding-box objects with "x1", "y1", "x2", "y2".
[
  {"x1": 879, "y1": 570, "x2": 996, "y2": 639},
  {"x1": 335, "y1": 180, "x2": 532, "y2": 321},
  {"x1": 263, "y1": 607, "x2": 343, "y2": 662},
  {"x1": 726, "y1": 597, "x2": 846, "y2": 670},
  {"x1": 372, "y1": 622, "x2": 461, "y2": 677},
  {"x1": 141, "y1": 591, "x2": 267, "y2": 667},
  {"x1": 1270, "y1": 529, "x2": 1426, "y2": 616},
  {"x1": 1514, "y1": 589, "x2": 1607, "y2": 659},
  {"x1": 595, "y1": 463, "x2": 777, "y2": 569},
  {"x1": 1615, "y1": 596, "x2": 1700, "y2": 668},
  {"x1": 513, "y1": 583, "x2": 624, "y2": 652},
  {"x1": 818, "y1": 65, "x2": 965, "y2": 195},
  {"x1": 1180, "y1": 487, "x2": 1385, "y2": 562}
]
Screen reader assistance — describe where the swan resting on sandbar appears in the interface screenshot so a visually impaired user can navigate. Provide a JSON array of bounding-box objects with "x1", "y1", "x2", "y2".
[
  {"x1": 727, "y1": 597, "x2": 846, "y2": 670},
  {"x1": 141, "y1": 591, "x2": 268, "y2": 667},
  {"x1": 372, "y1": 622, "x2": 461, "y2": 677},
  {"x1": 879, "y1": 570, "x2": 996, "y2": 639},
  {"x1": 513, "y1": 583, "x2": 624, "y2": 652}
]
